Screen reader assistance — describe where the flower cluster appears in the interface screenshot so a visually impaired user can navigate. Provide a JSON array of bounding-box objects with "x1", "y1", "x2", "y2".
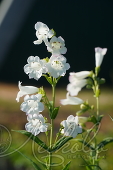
[
  {"x1": 16, "y1": 22, "x2": 76, "y2": 137},
  {"x1": 15, "y1": 21, "x2": 109, "y2": 170},
  {"x1": 60, "y1": 47, "x2": 107, "y2": 106}
]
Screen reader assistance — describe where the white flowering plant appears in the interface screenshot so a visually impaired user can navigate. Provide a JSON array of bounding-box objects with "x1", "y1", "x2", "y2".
[{"x1": 14, "y1": 22, "x2": 113, "y2": 170}]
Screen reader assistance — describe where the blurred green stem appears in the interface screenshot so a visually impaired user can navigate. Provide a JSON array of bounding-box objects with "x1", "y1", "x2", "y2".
[
  {"x1": 48, "y1": 79, "x2": 56, "y2": 170},
  {"x1": 96, "y1": 97, "x2": 99, "y2": 120}
]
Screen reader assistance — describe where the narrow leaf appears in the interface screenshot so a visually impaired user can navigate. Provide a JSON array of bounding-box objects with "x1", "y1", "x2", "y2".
[
  {"x1": 51, "y1": 136, "x2": 73, "y2": 152},
  {"x1": 50, "y1": 107, "x2": 60, "y2": 119},
  {"x1": 12, "y1": 130, "x2": 50, "y2": 152},
  {"x1": 75, "y1": 139, "x2": 95, "y2": 150},
  {"x1": 13, "y1": 148, "x2": 42, "y2": 170},
  {"x1": 96, "y1": 137, "x2": 113, "y2": 150},
  {"x1": 62, "y1": 161, "x2": 71, "y2": 170}
]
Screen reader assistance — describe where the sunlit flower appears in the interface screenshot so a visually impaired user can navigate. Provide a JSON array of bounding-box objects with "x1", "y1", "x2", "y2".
[
  {"x1": 16, "y1": 81, "x2": 38, "y2": 102},
  {"x1": 61, "y1": 115, "x2": 82, "y2": 138},
  {"x1": 67, "y1": 71, "x2": 90, "y2": 96},
  {"x1": 25, "y1": 114, "x2": 48, "y2": 136},
  {"x1": 46, "y1": 36, "x2": 67, "y2": 54},
  {"x1": 67, "y1": 79, "x2": 87, "y2": 96},
  {"x1": 46, "y1": 55, "x2": 70, "y2": 78},
  {"x1": 60, "y1": 92, "x2": 83, "y2": 105},
  {"x1": 33, "y1": 22, "x2": 54, "y2": 44},
  {"x1": 69, "y1": 71, "x2": 90, "y2": 82},
  {"x1": 21, "y1": 94, "x2": 44, "y2": 114},
  {"x1": 24, "y1": 56, "x2": 47, "y2": 80},
  {"x1": 95, "y1": 47, "x2": 107, "y2": 67}
]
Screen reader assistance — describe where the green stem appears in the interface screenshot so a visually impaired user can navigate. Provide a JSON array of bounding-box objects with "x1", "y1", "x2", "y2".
[
  {"x1": 96, "y1": 97, "x2": 99, "y2": 120},
  {"x1": 48, "y1": 119, "x2": 53, "y2": 170},
  {"x1": 48, "y1": 79, "x2": 56, "y2": 170}
]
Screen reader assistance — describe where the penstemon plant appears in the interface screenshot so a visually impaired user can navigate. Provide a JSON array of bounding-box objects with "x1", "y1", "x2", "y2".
[{"x1": 14, "y1": 22, "x2": 113, "y2": 170}]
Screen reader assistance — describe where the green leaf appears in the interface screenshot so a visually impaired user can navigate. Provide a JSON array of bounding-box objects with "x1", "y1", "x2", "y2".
[
  {"x1": 99, "y1": 78, "x2": 106, "y2": 84},
  {"x1": 62, "y1": 161, "x2": 71, "y2": 170},
  {"x1": 96, "y1": 137, "x2": 113, "y2": 150},
  {"x1": 75, "y1": 139, "x2": 95, "y2": 150},
  {"x1": 98, "y1": 115, "x2": 104, "y2": 123},
  {"x1": 87, "y1": 115, "x2": 97, "y2": 124},
  {"x1": 51, "y1": 136, "x2": 73, "y2": 152},
  {"x1": 12, "y1": 130, "x2": 50, "y2": 152},
  {"x1": 50, "y1": 107, "x2": 60, "y2": 119},
  {"x1": 13, "y1": 148, "x2": 42, "y2": 170}
]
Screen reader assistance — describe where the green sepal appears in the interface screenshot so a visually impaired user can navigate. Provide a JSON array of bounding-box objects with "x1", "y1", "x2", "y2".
[
  {"x1": 51, "y1": 136, "x2": 73, "y2": 152},
  {"x1": 50, "y1": 107, "x2": 60, "y2": 119},
  {"x1": 87, "y1": 115, "x2": 97, "y2": 124},
  {"x1": 96, "y1": 137, "x2": 113, "y2": 150},
  {"x1": 12, "y1": 130, "x2": 50, "y2": 152},
  {"x1": 62, "y1": 161, "x2": 71, "y2": 170}
]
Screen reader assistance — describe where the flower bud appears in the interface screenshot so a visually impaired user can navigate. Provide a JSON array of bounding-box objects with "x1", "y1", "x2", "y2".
[{"x1": 99, "y1": 78, "x2": 106, "y2": 84}]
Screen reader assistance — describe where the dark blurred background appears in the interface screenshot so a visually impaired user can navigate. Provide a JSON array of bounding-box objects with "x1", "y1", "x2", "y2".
[{"x1": 0, "y1": 0, "x2": 113, "y2": 87}]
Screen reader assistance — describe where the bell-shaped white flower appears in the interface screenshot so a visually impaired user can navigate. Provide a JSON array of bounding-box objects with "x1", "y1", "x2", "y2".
[
  {"x1": 24, "y1": 56, "x2": 47, "y2": 80},
  {"x1": 33, "y1": 22, "x2": 54, "y2": 44},
  {"x1": 95, "y1": 47, "x2": 107, "y2": 67},
  {"x1": 46, "y1": 55, "x2": 70, "y2": 78},
  {"x1": 46, "y1": 36, "x2": 67, "y2": 54},
  {"x1": 67, "y1": 79, "x2": 87, "y2": 96},
  {"x1": 69, "y1": 71, "x2": 90, "y2": 82},
  {"x1": 20, "y1": 94, "x2": 44, "y2": 115},
  {"x1": 16, "y1": 81, "x2": 38, "y2": 102},
  {"x1": 60, "y1": 92, "x2": 83, "y2": 105},
  {"x1": 61, "y1": 115, "x2": 82, "y2": 138},
  {"x1": 67, "y1": 71, "x2": 90, "y2": 96},
  {"x1": 25, "y1": 114, "x2": 48, "y2": 136}
]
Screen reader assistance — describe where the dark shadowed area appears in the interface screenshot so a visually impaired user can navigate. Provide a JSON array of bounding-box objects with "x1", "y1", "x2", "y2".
[{"x1": 0, "y1": 0, "x2": 113, "y2": 86}]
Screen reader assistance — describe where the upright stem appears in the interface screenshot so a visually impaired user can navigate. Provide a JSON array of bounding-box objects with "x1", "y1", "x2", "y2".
[
  {"x1": 49, "y1": 119, "x2": 53, "y2": 170},
  {"x1": 96, "y1": 97, "x2": 99, "y2": 120},
  {"x1": 48, "y1": 79, "x2": 56, "y2": 170}
]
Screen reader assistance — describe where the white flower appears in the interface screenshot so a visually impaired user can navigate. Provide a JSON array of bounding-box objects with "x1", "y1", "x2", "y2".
[
  {"x1": 67, "y1": 71, "x2": 90, "y2": 96},
  {"x1": 24, "y1": 56, "x2": 47, "y2": 80},
  {"x1": 69, "y1": 71, "x2": 90, "y2": 82},
  {"x1": 67, "y1": 79, "x2": 87, "y2": 96},
  {"x1": 95, "y1": 47, "x2": 107, "y2": 67},
  {"x1": 60, "y1": 92, "x2": 83, "y2": 105},
  {"x1": 20, "y1": 94, "x2": 44, "y2": 115},
  {"x1": 46, "y1": 55, "x2": 70, "y2": 78},
  {"x1": 33, "y1": 22, "x2": 54, "y2": 44},
  {"x1": 25, "y1": 114, "x2": 48, "y2": 136},
  {"x1": 61, "y1": 115, "x2": 82, "y2": 138},
  {"x1": 46, "y1": 36, "x2": 67, "y2": 54},
  {"x1": 16, "y1": 81, "x2": 38, "y2": 102}
]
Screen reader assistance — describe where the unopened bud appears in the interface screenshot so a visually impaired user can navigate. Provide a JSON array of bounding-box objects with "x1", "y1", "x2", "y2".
[{"x1": 99, "y1": 78, "x2": 106, "y2": 84}]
